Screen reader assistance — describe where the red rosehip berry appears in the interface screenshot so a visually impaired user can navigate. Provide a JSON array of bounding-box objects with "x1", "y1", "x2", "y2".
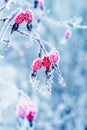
[
  {"x1": 42, "y1": 56, "x2": 51, "y2": 69},
  {"x1": 49, "y1": 50, "x2": 60, "y2": 63},
  {"x1": 25, "y1": 10, "x2": 33, "y2": 23},
  {"x1": 15, "y1": 12, "x2": 25, "y2": 24},
  {"x1": 32, "y1": 59, "x2": 42, "y2": 72},
  {"x1": 26, "y1": 111, "x2": 36, "y2": 121}
]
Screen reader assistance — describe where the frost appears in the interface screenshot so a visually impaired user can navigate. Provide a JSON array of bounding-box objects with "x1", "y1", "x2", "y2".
[{"x1": 0, "y1": 0, "x2": 87, "y2": 130}]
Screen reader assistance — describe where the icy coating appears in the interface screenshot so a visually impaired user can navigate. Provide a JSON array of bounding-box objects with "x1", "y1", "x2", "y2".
[{"x1": 0, "y1": 0, "x2": 87, "y2": 130}]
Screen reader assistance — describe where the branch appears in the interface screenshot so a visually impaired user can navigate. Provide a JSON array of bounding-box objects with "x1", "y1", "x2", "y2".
[
  {"x1": 2, "y1": 26, "x2": 54, "y2": 53},
  {"x1": 43, "y1": 16, "x2": 87, "y2": 29},
  {"x1": 0, "y1": 5, "x2": 5, "y2": 12}
]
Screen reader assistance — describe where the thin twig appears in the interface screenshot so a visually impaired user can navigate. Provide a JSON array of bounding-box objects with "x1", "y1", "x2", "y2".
[
  {"x1": 16, "y1": 29, "x2": 49, "y2": 54},
  {"x1": 0, "y1": 5, "x2": 5, "y2": 12},
  {"x1": 43, "y1": 17, "x2": 87, "y2": 29}
]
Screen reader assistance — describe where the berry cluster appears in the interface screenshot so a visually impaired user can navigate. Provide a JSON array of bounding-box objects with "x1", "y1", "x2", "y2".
[
  {"x1": 30, "y1": 50, "x2": 63, "y2": 96},
  {"x1": 32, "y1": 50, "x2": 60, "y2": 72},
  {"x1": 16, "y1": 98, "x2": 38, "y2": 127},
  {"x1": 11, "y1": 10, "x2": 33, "y2": 34}
]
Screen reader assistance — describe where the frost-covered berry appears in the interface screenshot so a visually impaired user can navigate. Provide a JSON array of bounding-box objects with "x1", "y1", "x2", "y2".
[
  {"x1": 16, "y1": 99, "x2": 38, "y2": 121},
  {"x1": 26, "y1": 104, "x2": 38, "y2": 127},
  {"x1": 26, "y1": 111, "x2": 36, "y2": 121},
  {"x1": 15, "y1": 12, "x2": 25, "y2": 24},
  {"x1": 25, "y1": 10, "x2": 33, "y2": 23},
  {"x1": 16, "y1": 103, "x2": 29, "y2": 118},
  {"x1": 65, "y1": 30, "x2": 72, "y2": 39},
  {"x1": 49, "y1": 50, "x2": 60, "y2": 63},
  {"x1": 42, "y1": 56, "x2": 51, "y2": 69},
  {"x1": 32, "y1": 59, "x2": 42, "y2": 72}
]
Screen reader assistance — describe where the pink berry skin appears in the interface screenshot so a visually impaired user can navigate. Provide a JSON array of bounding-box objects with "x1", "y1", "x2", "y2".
[
  {"x1": 26, "y1": 103, "x2": 38, "y2": 121},
  {"x1": 65, "y1": 30, "x2": 72, "y2": 39},
  {"x1": 38, "y1": 0, "x2": 44, "y2": 6},
  {"x1": 32, "y1": 59, "x2": 42, "y2": 72},
  {"x1": 42, "y1": 56, "x2": 51, "y2": 69},
  {"x1": 15, "y1": 13, "x2": 25, "y2": 24},
  {"x1": 25, "y1": 10, "x2": 33, "y2": 23},
  {"x1": 26, "y1": 111, "x2": 37, "y2": 121},
  {"x1": 49, "y1": 50, "x2": 60, "y2": 63},
  {"x1": 16, "y1": 103, "x2": 29, "y2": 118}
]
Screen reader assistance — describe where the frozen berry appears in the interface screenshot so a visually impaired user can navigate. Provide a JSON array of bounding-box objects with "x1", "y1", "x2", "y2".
[
  {"x1": 32, "y1": 59, "x2": 42, "y2": 72},
  {"x1": 15, "y1": 12, "x2": 25, "y2": 24},
  {"x1": 26, "y1": 111, "x2": 35, "y2": 121},
  {"x1": 25, "y1": 10, "x2": 33, "y2": 23},
  {"x1": 49, "y1": 50, "x2": 60, "y2": 63},
  {"x1": 42, "y1": 56, "x2": 51, "y2": 69}
]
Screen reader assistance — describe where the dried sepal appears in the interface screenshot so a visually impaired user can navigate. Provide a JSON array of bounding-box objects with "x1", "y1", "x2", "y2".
[
  {"x1": 11, "y1": 23, "x2": 19, "y2": 34},
  {"x1": 27, "y1": 22, "x2": 32, "y2": 31}
]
